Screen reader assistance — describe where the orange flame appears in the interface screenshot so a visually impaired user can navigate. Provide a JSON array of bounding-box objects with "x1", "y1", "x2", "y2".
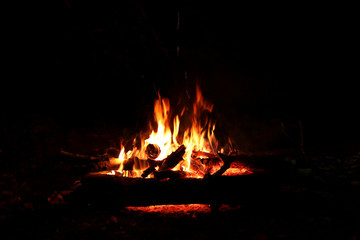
[
  {"x1": 112, "y1": 84, "x2": 240, "y2": 178},
  {"x1": 145, "y1": 94, "x2": 177, "y2": 160}
]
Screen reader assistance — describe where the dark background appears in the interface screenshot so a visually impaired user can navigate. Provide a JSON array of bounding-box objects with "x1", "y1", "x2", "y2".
[
  {"x1": 2, "y1": 1, "x2": 359, "y2": 153},
  {"x1": 1, "y1": 2, "x2": 359, "y2": 239}
]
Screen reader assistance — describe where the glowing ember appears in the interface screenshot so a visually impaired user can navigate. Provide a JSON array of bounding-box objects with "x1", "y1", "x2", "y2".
[
  {"x1": 223, "y1": 168, "x2": 249, "y2": 176},
  {"x1": 125, "y1": 204, "x2": 211, "y2": 214},
  {"x1": 110, "y1": 84, "x2": 250, "y2": 178},
  {"x1": 125, "y1": 204, "x2": 241, "y2": 214}
]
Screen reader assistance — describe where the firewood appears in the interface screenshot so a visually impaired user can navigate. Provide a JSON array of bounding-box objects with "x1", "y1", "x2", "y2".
[
  {"x1": 190, "y1": 151, "x2": 233, "y2": 177},
  {"x1": 145, "y1": 144, "x2": 161, "y2": 160},
  {"x1": 122, "y1": 157, "x2": 150, "y2": 170},
  {"x1": 141, "y1": 166, "x2": 156, "y2": 178},
  {"x1": 211, "y1": 153, "x2": 233, "y2": 177},
  {"x1": 153, "y1": 170, "x2": 187, "y2": 180},
  {"x1": 192, "y1": 150, "x2": 297, "y2": 175},
  {"x1": 191, "y1": 150, "x2": 217, "y2": 159},
  {"x1": 198, "y1": 157, "x2": 223, "y2": 167},
  {"x1": 71, "y1": 170, "x2": 291, "y2": 209},
  {"x1": 141, "y1": 145, "x2": 186, "y2": 178},
  {"x1": 159, "y1": 145, "x2": 186, "y2": 171},
  {"x1": 141, "y1": 159, "x2": 163, "y2": 178},
  {"x1": 58, "y1": 150, "x2": 115, "y2": 171},
  {"x1": 189, "y1": 158, "x2": 207, "y2": 176}
]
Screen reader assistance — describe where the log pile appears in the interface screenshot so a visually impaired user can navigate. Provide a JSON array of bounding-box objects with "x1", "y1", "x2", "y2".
[
  {"x1": 116, "y1": 143, "x2": 297, "y2": 179},
  {"x1": 141, "y1": 144, "x2": 186, "y2": 178},
  {"x1": 69, "y1": 146, "x2": 299, "y2": 209},
  {"x1": 59, "y1": 144, "x2": 295, "y2": 180},
  {"x1": 121, "y1": 144, "x2": 253, "y2": 179}
]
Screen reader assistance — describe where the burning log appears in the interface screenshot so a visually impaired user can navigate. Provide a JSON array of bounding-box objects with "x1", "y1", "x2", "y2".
[
  {"x1": 192, "y1": 150, "x2": 297, "y2": 176},
  {"x1": 191, "y1": 150, "x2": 217, "y2": 159},
  {"x1": 141, "y1": 145, "x2": 186, "y2": 178},
  {"x1": 198, "y1": 157, "x2": 223, "y2": 167},
  {"x1": 191, "y1": 150, "x2": 235, "y2": 177},
  {"x1": 159, "y1": 145, "x2": 186, "y2": 171},
  {"x1": 189, "y1": 158, "x2": 207, "y2": 176},
  {"x1": 211, "y1": 153, "x2": 234, "y2": 177},
  {"x1": 141, "y1": 160, "x2": 162, "y2": 178},
  {"x1": 140, "y1": 144, "x2": 162, "y2": 178},
  {"x1": 141, "y1": 166, "x2": 156, "y2": 178},
  {"x1": 145, "y1": 144, "x2": 161, "y2": 160}
]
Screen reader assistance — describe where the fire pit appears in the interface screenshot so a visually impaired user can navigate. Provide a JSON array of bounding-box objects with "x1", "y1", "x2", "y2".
[
  {"x1": 108, "y1": 84, "x2": 258, "y2": 177},
  {"x1": 105, "y1": 84, "x2": 253, "y2": 179},
  {"x1": 70, "y1": 84, "x2": 294, "y2": 210}
]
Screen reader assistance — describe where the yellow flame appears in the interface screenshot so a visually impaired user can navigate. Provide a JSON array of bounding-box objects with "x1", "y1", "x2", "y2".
[
  {"x1": 114, "y1": 84, "x2": 221, "y2": 178},
  {"x1": 145, "y1": 94, "x2": 178, "y2": 160}
]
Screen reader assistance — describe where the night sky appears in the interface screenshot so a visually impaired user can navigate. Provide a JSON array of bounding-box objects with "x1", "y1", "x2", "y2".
[{"x1": 3, "y1": 1, "x2": 359, "y2": 151}]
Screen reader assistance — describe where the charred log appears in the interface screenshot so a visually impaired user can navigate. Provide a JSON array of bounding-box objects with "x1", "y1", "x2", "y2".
[
  {"x1": 70, "y1": 170, "x2": 295, "y2": 208},
  {"x1": 141, "y1": 145, "x2": 186, "y2": 178},
  {"x1": 153, "y1": 170, "x2": 187, "y2": 180},
  {"x1": 192, "y1": 150, "x2": 297, "y2": 174},
  {"x1": 145, "y1": 144, "x2": 161, "y2": 160},
  {"x1": 58, "y1": 150, "x2": 115, "y2": 171},
  {"x1": 189, "y1": 158, "x2": 207, "y2": 176},
  {"x1": 211, "y1": 153, "x2": 233, "y2": 177},
  {"x1": 191, "y1": 150, "x2": 217, "y2": 159},
  {"x1": 190, "y1": 151, "x2": 242, "y2": 177},
  {"x1": 159, "y1": 145, "x2": 186, "y2": 171},
  {"x1": 198, "y1": 157, "x2": 223, "y2": 167},
  {"x1": 141, "y1": 159, "x2": 163, "y2": 178},
  {"x1": 141, "y1": 166, "x2": 156, "y2": 178}
]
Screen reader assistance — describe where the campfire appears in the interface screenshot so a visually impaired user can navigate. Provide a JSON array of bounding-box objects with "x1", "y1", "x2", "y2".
[
  {"x1": 70, "y1": 84, "x2": 268, "y2": 210},
  {"x1": 107, "y1": 84, "x2": 252, "y2": 179}
]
